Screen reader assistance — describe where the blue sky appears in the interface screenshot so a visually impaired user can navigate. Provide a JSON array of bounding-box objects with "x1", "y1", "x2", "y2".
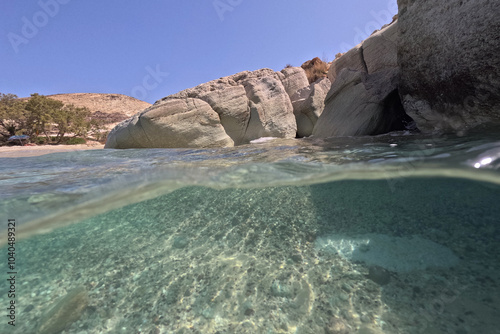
[{"x1": 0, "y1": 0, "x2": 397, "y2": 104}]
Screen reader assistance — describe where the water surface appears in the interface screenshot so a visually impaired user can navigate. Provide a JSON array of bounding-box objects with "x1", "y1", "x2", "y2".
[{"x1": 1, "y1": 128, "x2": 499, "y2": 333}]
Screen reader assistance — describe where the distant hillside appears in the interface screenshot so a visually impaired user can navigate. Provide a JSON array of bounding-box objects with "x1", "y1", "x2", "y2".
[{"x1": 22, "y1": 93, "x2": 151, "y2": 129}]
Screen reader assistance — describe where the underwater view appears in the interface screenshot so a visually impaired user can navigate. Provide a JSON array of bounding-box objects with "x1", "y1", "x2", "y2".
[{"x1": 1, "y1": 128, "x2": 499, "y2": 334}]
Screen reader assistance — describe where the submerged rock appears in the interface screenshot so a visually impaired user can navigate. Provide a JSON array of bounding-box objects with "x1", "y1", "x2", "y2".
[
  {"x1": 367, "y1": 265, "x2": 391, "y2": 286},
  {"x1": 37, "y1": 286, "x2": 88, "y2": 334},
  {"x1": 270, "y1": 280, "x2": 293, "y2": 298},
  {"x1": 325, "y1": 315, "x2": 351, "y2": 334},
  {"x1": 315, "y1": 234, "x2": 459, "y2": 273}
]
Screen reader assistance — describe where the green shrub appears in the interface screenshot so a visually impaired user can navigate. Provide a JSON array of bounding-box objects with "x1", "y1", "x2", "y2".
[
  {"x1": 35, "y1": 137, "x2": 47, "y2": 145},
  {"x1": 93, "y1": 130, "x2": 108, "y2": 143},
  {"x1": 66, "y1": 137, "x2": 86, "y2": 145}
]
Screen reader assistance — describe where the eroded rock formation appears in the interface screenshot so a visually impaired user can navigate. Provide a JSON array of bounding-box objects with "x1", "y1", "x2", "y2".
[
  {"x1": 106, "y1": 0, "x2": 500, "y2": 149},
  {"x1": 106, "y1": 68, "x2": 304, "y2": 148},
  {"x1": 292, "y1": 77, "x2": 331, "y2": 137},
  {"x1": 313, "y1": 20, "x2": 411, "y2": 137}
]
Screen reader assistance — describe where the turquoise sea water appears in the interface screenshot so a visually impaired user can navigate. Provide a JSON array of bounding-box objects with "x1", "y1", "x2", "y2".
[{"x1": 0, "y1": 128, "x2": 499, "y2": 333}]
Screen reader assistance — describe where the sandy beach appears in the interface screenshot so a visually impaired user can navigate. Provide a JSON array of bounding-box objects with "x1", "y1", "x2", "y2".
[{"x1": 0, "y1": 143, "x2": 105, "y2": 158}]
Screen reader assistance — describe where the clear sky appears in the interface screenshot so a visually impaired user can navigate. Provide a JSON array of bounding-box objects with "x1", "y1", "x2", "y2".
[{"x1": 0, "y1": 0, "x2": 397, "y2": 104}]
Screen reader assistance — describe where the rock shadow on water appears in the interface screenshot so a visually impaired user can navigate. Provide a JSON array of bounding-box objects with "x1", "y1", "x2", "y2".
[{"x1": 309, "y1": 178, "x2": 500, "y2": 333}]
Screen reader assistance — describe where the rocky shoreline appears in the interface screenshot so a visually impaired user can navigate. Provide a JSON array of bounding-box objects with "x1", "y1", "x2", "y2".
[{"x1": 105, "y1": 0, "x2": 500, "y2": 149}]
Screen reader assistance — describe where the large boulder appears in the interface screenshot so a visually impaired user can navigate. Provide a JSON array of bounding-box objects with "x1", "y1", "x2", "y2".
[
  {"x1": 316, "y1": 20, "x2": 410, "y2": 137},
  {"x1": 106, "y1": 68, "x2": 298, "y2": 148},
  {"x1": 104, "y1": 98, "x2": 234, "y2": 149},
  {"x1": 313, "y1": 68, "x2": 411, "y2": 137},
  {"x1": 243, "y1": 75, "x2": 297, "y2": 140},
  {"x1": 397, "y1": 0, "x2": 500, "y2": 132}
]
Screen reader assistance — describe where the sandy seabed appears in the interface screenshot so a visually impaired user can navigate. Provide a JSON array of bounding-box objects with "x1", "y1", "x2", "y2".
[
  {"x1": 0, "y1": 143, "x2": 105, "y2": 158},
  {"x1": 1, "y1": 181, "x2": 499, "y2": 334}
]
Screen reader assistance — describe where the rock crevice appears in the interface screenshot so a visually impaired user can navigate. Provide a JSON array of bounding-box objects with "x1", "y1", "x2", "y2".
[
  {"x1": 314, "y1": 19, "x2": 411, "y2": 137},
  {"x1": 359, "y1": 45, "x2": 369, "y2": 74}
]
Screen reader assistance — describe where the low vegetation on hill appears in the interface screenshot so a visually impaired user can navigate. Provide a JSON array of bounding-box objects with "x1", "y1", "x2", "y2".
[
  {"x1": 301, "y1": 57, "x2": 330, "y2": 84},
  {"x1": 42, "y1": 93, "x2": 150, "y2": 126}
]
